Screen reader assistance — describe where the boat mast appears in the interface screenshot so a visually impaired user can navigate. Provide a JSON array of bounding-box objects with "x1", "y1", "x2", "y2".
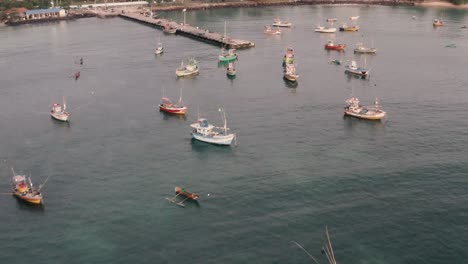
[
  {"x1": 325, "y1": 226, "x2": 337, "y2": 264},
  {"x1": 11, "y1": 167, "x2": 16, "y2": 176},
  {"x1": 63, "y1": 96, "x2": 67, "y2": 111},
  {"x1": 219, "y1": 108, "x2": 227, "y2": 135},
  {"x1": 178, "y1": 86, "x2": 183, "y2": 105}
]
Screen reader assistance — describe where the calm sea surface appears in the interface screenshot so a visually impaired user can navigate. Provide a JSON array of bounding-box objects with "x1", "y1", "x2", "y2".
[{"x1": 0, "y1": 5, "x2": 467, "y2": 263}]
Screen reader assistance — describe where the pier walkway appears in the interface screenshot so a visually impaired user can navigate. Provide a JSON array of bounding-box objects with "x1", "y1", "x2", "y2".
[{"x1": 119, "y1": 12, "x2": 255, "y2": 49}]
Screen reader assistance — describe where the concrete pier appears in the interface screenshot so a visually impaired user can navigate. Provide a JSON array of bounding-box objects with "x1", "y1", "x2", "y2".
[{"x1": 119, "y1": 12, "x2": 255, "y2": 49}]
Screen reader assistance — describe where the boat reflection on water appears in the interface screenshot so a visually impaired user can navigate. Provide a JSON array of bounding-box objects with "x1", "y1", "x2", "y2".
[
  {"x1": 284, "y1": 78, "x2": 298, "y2": 88},
  {"x1": 343, "y1": 114, "x2": 386, "y2": 136},
  {"x1": 50, "y1": 116, "x2": 71, "y2": 127},
  {"x1": 218, "y1": 61, "x2": 229, "y2": 68},
  {"x1": 190, "y1": 138, "x2": 235, "y2": 153},
  {"x1": 14, "y1": 198, "x2": 45, "y2": 213},
  {"x1": 160, "y1": 111, "x2": 187, "y2": 121}
]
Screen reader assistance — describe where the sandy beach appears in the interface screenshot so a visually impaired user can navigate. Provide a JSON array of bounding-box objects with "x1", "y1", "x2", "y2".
[{"x1": 417, "y1": 1, "x2": 468, "y2": 8}]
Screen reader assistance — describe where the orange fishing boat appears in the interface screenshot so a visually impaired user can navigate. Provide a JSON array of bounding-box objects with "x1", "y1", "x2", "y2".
[{"x1": 11, "y1": 168, "x2": 47, "y2": 205}]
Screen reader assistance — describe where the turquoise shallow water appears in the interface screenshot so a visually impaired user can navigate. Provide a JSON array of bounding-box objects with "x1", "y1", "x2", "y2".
[{"x1": 0, "y1": 5, "x2": 467, "y2": 263}]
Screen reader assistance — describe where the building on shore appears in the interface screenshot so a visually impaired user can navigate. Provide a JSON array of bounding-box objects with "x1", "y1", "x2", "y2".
[{"x1": 25, "y1": 8, "x2": 67, "y2": 20}]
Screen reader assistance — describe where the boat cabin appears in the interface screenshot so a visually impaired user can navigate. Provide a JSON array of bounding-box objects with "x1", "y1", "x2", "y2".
[{"x1": 52, "y1": 103, "x2": 63, "y2": 113}]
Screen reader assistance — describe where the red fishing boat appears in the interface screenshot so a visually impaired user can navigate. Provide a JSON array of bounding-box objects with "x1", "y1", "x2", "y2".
[
  {"x1": 324, "y1": 40, "x2": 346, "y2": 51},
  {"x1": 159, "y1": 97, "x2": 187, "y2": 115}
]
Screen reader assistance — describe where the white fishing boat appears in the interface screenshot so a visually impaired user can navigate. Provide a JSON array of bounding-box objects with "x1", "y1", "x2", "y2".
[
  {"x1": 175, "y1": 58, "x2": 199, "y2": 77},
  {"x1": 315, "y1": 26, "x2": 337, "y2": 33},
  {"x1": 345, "y1": 60, "x2": 370, "y2": 78},
  {"x1": 264, "y1": 26, "x2": 282, "y2": 35},
  {"x1": 354, "y1": 42, "x2": 377, "y2": 54},
  {"x1": 190, "y1": 109, "x2": 236, "y2": 146},
  {"x1": 272, "y1": 18, "x2": 292, "y2": 28},
  {"x1": 349, "y1": 16, "x2": 360, "y2": 20},
  {"x1": 154, "y1": 35, "x2": 164, "y2": 55},
  {"x1": 344, "y1": 97, "x2": 386, "y2": 120},
  {"x1": 283, "y1": 64, "x2": 299, "y2": 83},
  {"x1": 50, "y1": 96, "x2": 70, "y2": 122}
]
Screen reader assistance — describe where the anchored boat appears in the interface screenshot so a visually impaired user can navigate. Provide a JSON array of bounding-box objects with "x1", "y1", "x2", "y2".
[
  {"x1": 272, "y1": 18, "x2": 292, "y2": 27},
  {"x1": 283, "y1": 64, "x2": 299, "y2": 83},
  {"x1": 325, "y1": 40, "x2": 346, "y2": 51},
  {"x1": 315, "y1": 26, "x2": 337, "y2": 33},
  {"x1": 350, "y1": 16, "x2": 360, "y2": 20},
  {"x1": 219, "y1": 48, "x2": 237, "y2": 62},
  {"x1": 433, "y1": 18, "x2": 444, "y2": 27},
  {"x1": 344, "y1": 97, "x2": 386, "y2": 120},
  {"x1": 283, "y1": 47, "x2": 295, "y2": 66},
  {"x1": 190, "y1": 109, "x2": 236, "y2": 146},
  {"x1": 339, "y1": 23, "x2": 359, "y2": 31},
  {"x1": 354, "y1": 42, "x2": 377, "y2": 54},
  {"x1": 326, "y1": 18, "x2": 337, "y2": 22},
  {"x1": 163, "y1": 24, "x2": 177, "y2": 34},
  {"x1": 159, "y1": 96, "x2": 187, "y2": 115},
  {"x1": 11, "y1": 168, "x2": 48, "y2": 205},
  {"x1": 345, "y1": 60, "x2": 370, "y2": 78},
  {"x1": 155, "y1": 36, "x2": 164, "y2": 55},
  {"x1": 50, "y1": 97, "x2": 70, "y2": 122},
  {"x1": 176, "y1": 58, "x2": 199, "y2": 77},
  {"x1": 264, "y1": 26, "x2": 282, "y2": 35},
  {"x1": 226, "y1": 62, "x2": 236, "y2": 77}
]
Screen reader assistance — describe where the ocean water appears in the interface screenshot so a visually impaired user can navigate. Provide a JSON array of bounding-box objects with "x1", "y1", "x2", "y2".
[{"x1": 0, "y1": 5, "x2": 467, "y2": 263}]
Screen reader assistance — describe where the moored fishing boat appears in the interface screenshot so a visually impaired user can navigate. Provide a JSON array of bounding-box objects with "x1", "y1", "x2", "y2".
[
  {"x1": 159, "y1": 95, "x2": 187, "y2": 115},
  {"x1": 344, "y1": 97, "x2": 386, "y2": 120},
  {"x1": 11, "y1": 168, "x2": 48, "y2": 205},
  {"x1": 339, "y1": 23, "x2": 359, "y2": 31},
  {"x1": 175, "y1": 58, "x2": 199, "y2": 77},
  {"x1": 326, "y1": 18, "x2": 337, "y2": 22},
  {"x1": 324, "y1": 40, "x2": 346, "y2": 51},
  {"x1": 354, "y1": 42, "x2": 377, "y2": 54},
  {"x1": 272, "y1": 18, "x2": 292, "y2": 27},
  {"x1": 345, "y1": 60, "x2": 370, "y2": 78},
  {"x1": 350, "y1": 16, "x2": 360, "y2": 20},
  {"x1": 315, "y1": 26, "x2": 337, "y2": 33},
  {"x1": 163, "y1": 24, "x2": 177, "y2": 34},
  {"x1": 190, "y1": 109, "x2": 236, "y2": 146},
  {"x1": 50, "y1": 97, "x2": 70, "y2": 122},
  {"x1": 433, "y1": 18, "x2": 444, "y2": 27},
  {"x1": 283, "y1": 47, "x2": 295, "y2": 66},
  {"x1": 218, "y1": 48, "x2": 237, "y2": 62},
  {"x1": 283, "y1": 64, "x2": 299, "y2": 83},
  {"x1": 264, "y1": 26, "x2": 282, "y2": 35},
  {"x1": 155, "y1": 42, "x2": 163, "y2": 55},
  {"x1": 226, "y1": 62, "x2": 236, "y2": 77}
]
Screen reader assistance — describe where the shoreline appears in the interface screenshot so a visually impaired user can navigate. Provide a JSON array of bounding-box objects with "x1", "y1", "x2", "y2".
[
  {"x1": 151, "y1": 0, "x2": 418, "y2": 12},
  {"x1": 416, "y1": 1, "x2": 468, "y2": 8}
]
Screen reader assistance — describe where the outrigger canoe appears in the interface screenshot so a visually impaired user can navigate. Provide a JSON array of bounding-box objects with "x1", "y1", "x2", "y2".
[{"x1": 166, "y1": 186, "x2": 199, "y2": 207}]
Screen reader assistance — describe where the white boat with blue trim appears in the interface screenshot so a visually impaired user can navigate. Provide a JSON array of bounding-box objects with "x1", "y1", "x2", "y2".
[{"x1": 190, "y1": 109, "x2": 236, "y2": 146}]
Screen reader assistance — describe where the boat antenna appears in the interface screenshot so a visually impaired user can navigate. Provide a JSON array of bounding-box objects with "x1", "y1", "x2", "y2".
[
  {"x1": 290, "y1": 240, "x2": 321, "y2": 264},
  {"x1": 11, "y1": 167, "x2": 16, "y2": 176},
  {"x1": 63, "y1": 96, "x2": 67, "y2": 111},
  {"x1": 197, "y1": 105, "x2": 200, "y2": 119},
  {"x1": 178, "y1": 86, "x2": 183, "y2": 105},
  {"x1": 219, "y1": 108, "x2": 227, "y2": 135}
]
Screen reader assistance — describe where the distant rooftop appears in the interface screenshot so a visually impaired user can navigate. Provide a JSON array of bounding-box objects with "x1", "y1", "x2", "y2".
[{"x1": 26, "y1": 8, "x2": 64, "y2": 15}]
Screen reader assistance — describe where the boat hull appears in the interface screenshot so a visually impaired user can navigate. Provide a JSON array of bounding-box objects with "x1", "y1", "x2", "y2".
[
  {"x1": 354, "y1": 48, "x2": 377, "y2": 54},
  {"x1": 191, "y1": 132, "x2": 234, "y2": 146},
  {"x1": 344, "y1": 110, "x2": 385, "y2": 120},
  {"x1": 345, "y1": 69, "x2": 369, "y2": 78},
  {"x1": 175, "y1": 186, "x2": 199, "y2": 200},
  {"x1": 13, "y1": 192, "x2": 42, "y2": 204},
  {"x1": 159, "y1": 106, "x2": 187, "y2": 115},
  {"x1": 315, "y1": 28, "x2": 337, "y2": 33},
  {"x1": 176, "y1": 68, "x2": 199, "y2": 77},
  {"x1": 272, "y1": 23, "x2": 292, "y2": 28},
  {"x1": 340, "y1": 27, "x2": 359, "y2": 32},
  {"x1": 283, "y1": 74, "x2": 298, "y2": 83},
  {"x1": 325, "y1": 45, "x2": 346, "y2": 51},
  {"x1": 155, "y1": 49, "x2": 163, "y2": 55},
  {"x1": 50, "y1": 112, "x2": 69, "y2": 122},
  {"x1": 227, "y1": 71, "x2": 236, "y2": 76},
  {"x1": 218, "y1": 55, "x2": 237, "y2": 62}
]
